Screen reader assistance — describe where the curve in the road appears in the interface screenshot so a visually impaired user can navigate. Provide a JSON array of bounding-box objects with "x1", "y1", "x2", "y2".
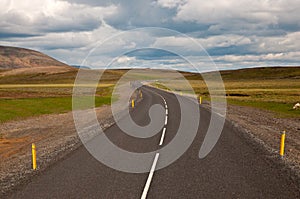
[{"x1": 141, "y1": 90, "x2": 169, "y2": 199}]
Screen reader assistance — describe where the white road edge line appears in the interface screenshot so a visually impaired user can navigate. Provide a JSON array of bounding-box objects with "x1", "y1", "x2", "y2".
[
  {"x1": 165, "y1": 109, "x2": 168, "y2": 115},
  {"x1": 164, "y1": 115, "x2": 168, "y2": 125},
  {"x1": 141, "y1": 153, "x2": 160, "y2": 199},
  {"x1": 159, "y1": 128, "x2": 166, "y2": 146}
]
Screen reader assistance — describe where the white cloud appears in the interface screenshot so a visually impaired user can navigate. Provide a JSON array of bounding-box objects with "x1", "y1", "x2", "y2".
[
  {"x1": 219, "y1": 51, "x2": 300, "y2": 62},
  {"x1": 174, "y1": 0, "x2": 300, "y2": 29},
  {"x1": 152, "y1": 34, "x2": 252, "y2": 52},
  {"x1": 0, "y1": 0, "x2": 118, "y2": 34},
  {"x1": 254, "y1": 32, "x2": 300, "y2": 53},
  {"x1": 155, "y1": 0, "x2": 186, "y2": 9},
  {"x1": 1, "y1": 0, "x2": 300, "y2": 71},
  {"x1": 116, "y1": 56, "x2": 136, "y2": 63}
]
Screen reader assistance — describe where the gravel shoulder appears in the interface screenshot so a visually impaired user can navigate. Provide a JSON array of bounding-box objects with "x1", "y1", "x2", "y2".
[
  {"x1": 225, "y1": 104, "x2": 300, "y2": 178},
  {"x1": 0, "y1": 105, "x2": 115, "y2": 197}
]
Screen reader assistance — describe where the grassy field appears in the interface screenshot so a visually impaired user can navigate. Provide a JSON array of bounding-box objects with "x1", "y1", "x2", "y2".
[
  {"x1": 0, "y1": 67, "x2": 299, "y2": 122},
  {"x1": 154, "y1": 67, "x2": 300, "y2": 118},
  {"x1": 0, "y1": 84, "x2": 114, "y2": 123},
  {"x1": 0, "y1": 96, "x2": 111, "y2": 123},
  {"x1": 0, "y1": 69, "x2": 124, "y2": 123}
]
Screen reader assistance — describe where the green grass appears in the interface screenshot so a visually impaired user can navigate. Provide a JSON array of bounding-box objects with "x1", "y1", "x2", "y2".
[
  {"x1": 227, "y1": 99, "x2": 300, "y2": 118},
  {"x1": 153, "y1": 74, "x2": 300, "y2": 118},
  {"x1": 0, "y1": 96, "x2": 111, "y2": 123},
  {"x1": 0, "y1": 70, "x2": 120, "y2": 123},
  {"x1": 1, "y1": 67, "x2": 300, "y2": 121},
  {"x1": 179, "y1": 68, "x2": 300, "y2": 118}
]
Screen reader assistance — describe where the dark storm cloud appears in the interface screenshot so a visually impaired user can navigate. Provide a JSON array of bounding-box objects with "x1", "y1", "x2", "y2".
[
  {"x1": 207, "y1": 45, "x2": 256, "y2": 56},
  {"x1": 125, "y1": 48, "x2": 178, "y2": 60},
  {"x1": 0, "y1": 32, "x2": 40, "y2": 39},
  {"x1": 39, "y1": 19, "x2": 102, "y2": 33}
]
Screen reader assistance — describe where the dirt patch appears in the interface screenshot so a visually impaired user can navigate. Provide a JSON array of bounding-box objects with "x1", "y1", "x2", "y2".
[{"x1": 0, "y1": 105, "x2": 115, "y2": 196}]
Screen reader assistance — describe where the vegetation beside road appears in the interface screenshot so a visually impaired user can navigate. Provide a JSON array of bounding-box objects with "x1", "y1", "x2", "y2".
[
  {"x1": 0, "y1": 69, "x2": 127, "y2": 123},
  {"x1": 1, "y1": 67, "x2": 299, "y2": 123},
  {"x1": 155, "y1": 67, "x2": 300, "y2": 118},
  {"x1": 192, "y1": 79, "x2": 300, "y2": 117},
  {"x1": 0, "y1": 96, "x2": 111, "y2": 123}
]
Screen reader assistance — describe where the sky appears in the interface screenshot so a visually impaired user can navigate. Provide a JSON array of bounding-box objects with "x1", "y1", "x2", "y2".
[{"x1": 0, "y1": 0, "x2": 299, "y2": 72}]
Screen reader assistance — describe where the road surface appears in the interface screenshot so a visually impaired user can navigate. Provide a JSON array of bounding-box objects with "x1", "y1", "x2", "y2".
[{"x1": 8, "y1": 86, "x2": 299, "y2": 198}]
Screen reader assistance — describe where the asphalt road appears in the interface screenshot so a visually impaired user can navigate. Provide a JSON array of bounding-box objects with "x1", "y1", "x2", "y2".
[{"x1": 8, "y1": 86, "x2": 300, "y2": 198}]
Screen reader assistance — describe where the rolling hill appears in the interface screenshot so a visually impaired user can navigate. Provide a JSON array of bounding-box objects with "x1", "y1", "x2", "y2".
[
  {"x1": 183, "y1": 66, "x2": 300, "y2": 81},
  {"x1": 0, "y1": 45, "x2": 299, "y2": 85},
  {"x1": 0, "y1": 46, "x2": 75, "y2": 76}
]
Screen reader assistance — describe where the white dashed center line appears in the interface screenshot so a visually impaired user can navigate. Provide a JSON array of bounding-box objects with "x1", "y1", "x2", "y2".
[
  {"x1": 140, "y1": 89, "x2": 169, "y2": 199},
  {"x1": 159, "y1": 127, "x2": 166, "y2": 146},
  {"x1": 141, "y1": 153, "x2": 160, "y2": 199},
  {"x1": 158, "y1": 94, "x2": 168, "y2": 146}
]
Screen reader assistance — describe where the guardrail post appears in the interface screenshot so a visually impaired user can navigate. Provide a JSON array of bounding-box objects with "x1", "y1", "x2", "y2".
[
  {"x1": 280, "y1": 130, "x2": 286, "y2": 158},
  {"x1": 32, "y1": 143, "x2": 37, "y2": 170}
]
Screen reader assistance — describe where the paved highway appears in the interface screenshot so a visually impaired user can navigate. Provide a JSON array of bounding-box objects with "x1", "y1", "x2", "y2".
[{"x1": 8, "y1": 86, "x2": 299, "y2": 198}]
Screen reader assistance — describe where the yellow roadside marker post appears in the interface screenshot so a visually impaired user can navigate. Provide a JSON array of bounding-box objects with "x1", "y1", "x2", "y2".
[
  {"x1": 199, "y1": 96, "x2": 202, "y2": 104},
  {"x1": 131, "y1": 99, "x2": 135, "y2": 108},
  {"x1": 180, "y1": 92, "x2": 183, "y2": 96},
  {"x1": 280, "y1": 130, "x2": 286, "y2": 158},
  {"x1": 140, "y1": 90, "x2": 143, "y2": 98},
  {"x1": 32, "y1": 143, "x2": 37, "y2": 170}
]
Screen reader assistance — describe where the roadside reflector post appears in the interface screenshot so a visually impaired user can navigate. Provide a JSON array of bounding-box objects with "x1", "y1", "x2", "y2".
[
  {"x1": 32, "y1": 143, "x2": 37, "y2": 170},
  {"x1": 131, "y1": 99, "x2": 135, "y2": 108},
  {"x1": 280, "y1": 130, "x2": 286, "y2": 158},
  {"x1": 180, "y1": 92, "x2": 183, "y2": 96},
  {"x1": 199, "y1": 96, "x2": 202, "y2": 104},
  {"x1": 140, "y1": 90, "x2": 143, "y2": 98}
]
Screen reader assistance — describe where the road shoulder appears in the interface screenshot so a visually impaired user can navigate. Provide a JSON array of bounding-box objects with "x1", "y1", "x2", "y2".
[
  {"x1": 0, "y1": 105, "x2": 115, "y2": 197},
  {"x1": 214, "y1": 103, "x2": 300, "y2": 181}
]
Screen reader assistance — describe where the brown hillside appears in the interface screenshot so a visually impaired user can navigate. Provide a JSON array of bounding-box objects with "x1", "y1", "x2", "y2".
[
  {"x1": 0, "y1": 46, "x2": 70, "y2": 69},
  {"x1": 0, "y1": 46, "x2": 76, "y2": 76}
]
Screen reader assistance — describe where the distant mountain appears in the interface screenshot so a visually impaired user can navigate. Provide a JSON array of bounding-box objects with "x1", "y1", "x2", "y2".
[
  {"x1": 0, "y1": 46, "x2": 72, "y2": 69},
  {"x1": 71, "y1": 65, "x2": 91, "y2": 69}
]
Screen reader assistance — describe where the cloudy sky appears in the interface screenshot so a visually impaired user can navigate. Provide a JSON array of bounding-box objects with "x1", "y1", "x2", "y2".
[{"x1": 1, "y1": 0, "x2": 299, "y2": 72}]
